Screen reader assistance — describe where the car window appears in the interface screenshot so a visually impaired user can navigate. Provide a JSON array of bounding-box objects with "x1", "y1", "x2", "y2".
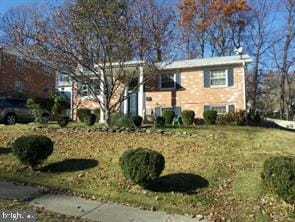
[{"x1": 6, "y1": 99, "x2": 26, "y2": 107}]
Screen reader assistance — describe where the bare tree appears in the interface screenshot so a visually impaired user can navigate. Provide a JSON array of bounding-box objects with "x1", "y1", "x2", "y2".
[
  {"x1": 0, "y1": 5, "x2": 35, "y2": 45},
  {"x1": 245, "y1": 0, "x2": 279, "y2": 112},
  {"x1": 130, "y1": 0, "x2": 176, "y2": 62},
  {"x1": 272, "y1": 0, "x2": 294, "y2": 119},
  {"x1": 1, "y1": 0, "x2": 163, "y2": 125}
]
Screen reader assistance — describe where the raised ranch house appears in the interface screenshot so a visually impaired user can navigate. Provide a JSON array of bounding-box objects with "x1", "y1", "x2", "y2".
[
  {"x1": 0, "y1": 46, "x2": 56, "y2": 99},
  {"x1": 64, "y1": 55, "x2": 252, "y2": 122}
]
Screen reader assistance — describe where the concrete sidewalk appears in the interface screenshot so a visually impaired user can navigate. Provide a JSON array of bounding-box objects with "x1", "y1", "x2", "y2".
[{"x1": 0, "y1": 181, "x2": 206, "y2": 222}]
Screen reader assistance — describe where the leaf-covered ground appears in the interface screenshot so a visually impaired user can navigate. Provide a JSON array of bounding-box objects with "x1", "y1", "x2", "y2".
[{"x1": 0, "y1": 124, "x2": 294, "y2": 221}]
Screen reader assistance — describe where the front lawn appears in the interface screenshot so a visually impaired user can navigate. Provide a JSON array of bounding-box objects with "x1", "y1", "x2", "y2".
[{"x1": 0, "y1": 124, "x2": 294, "y2": 221}]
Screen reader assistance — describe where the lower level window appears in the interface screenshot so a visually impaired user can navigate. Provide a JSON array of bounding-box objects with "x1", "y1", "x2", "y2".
[
  {"x1": 15, "y1": 81, "x2": 23, "y2": 92},
  {"x1": 210, "y1": 105, "x2": 227, "y2": 114}
]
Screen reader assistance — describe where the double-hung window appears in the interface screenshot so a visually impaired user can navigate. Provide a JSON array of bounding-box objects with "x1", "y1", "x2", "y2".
[
  {"x1": 210, "y1": 70, "x2": 227, "y2": 86},
  {"x1": 15, "y1": 80, "x2": 23, "y2": 92},
  {"x1": 16, "y1": 56, "x2": 24, "y2": 68}
]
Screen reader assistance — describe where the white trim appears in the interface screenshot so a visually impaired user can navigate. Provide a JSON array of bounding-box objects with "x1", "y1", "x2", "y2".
[
  {"x1": 242, "y1": 61, "x2": 247, "y2": 110},
  {"x1": 158, "y1": 55, "x2": 252, "y2": 70},
  {"x1": 138, "y1": 65, "x2": 144, "y2": 117},
  {"x1": 209, "y1": 69, "x2": 227, "y2": 88},
  {"x1": 99, "y1": 69, "x2": 106, "y2": 123}
]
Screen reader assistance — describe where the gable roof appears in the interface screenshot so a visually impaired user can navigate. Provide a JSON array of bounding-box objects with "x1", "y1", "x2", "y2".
[{"x1": 158, "y1": 54, "x2": 252, "y2": 70}]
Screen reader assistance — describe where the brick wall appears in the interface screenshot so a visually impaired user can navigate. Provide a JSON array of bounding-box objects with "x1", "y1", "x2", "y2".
[
  {"x1": 0, "y1": 49, "x2": 55, "y2": 98},
  {"x1": 145, "y1": 66, "x2": 245, "y2": 118}
]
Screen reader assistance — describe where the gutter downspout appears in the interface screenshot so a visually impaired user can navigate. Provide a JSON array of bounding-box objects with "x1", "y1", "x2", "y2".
[{"x1": 242, "y1": 60, "x2": 247, "y2": 111}]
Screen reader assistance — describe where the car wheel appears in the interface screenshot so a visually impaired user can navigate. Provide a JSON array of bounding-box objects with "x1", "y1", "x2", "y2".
[{"x1": 5, "y1": 114, "x2": 16, "y2": 125}]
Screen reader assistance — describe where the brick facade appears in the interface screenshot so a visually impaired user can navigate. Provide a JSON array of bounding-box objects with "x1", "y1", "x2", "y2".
[
  {"x1": 71, "y1": 56, "x2": 249, "y2": 121},
  {"x1": 0, "y1": 47, "x2": 55, "y2": 99},
  {"x1": 145, "y1": 66, "x2": 245, "y2": 118}
]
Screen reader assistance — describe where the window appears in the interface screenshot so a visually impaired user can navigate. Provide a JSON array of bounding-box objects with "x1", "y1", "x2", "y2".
[
  {"x1": 210, "y1": 70, "x2": 226, "y2": 86},
  {"x1": 59, "y1": 74, "x2": 70, "y2": 83},
  {"x1": 44, "y1": 65, "x2": 50, "y2": 75},
  {"x1": 15, "y1": 81, "x2": 23, "y2": 92},
  {"x1": 160, "y1": 73, "x2": 175, "y2": 89},
  {"x1": 16, "y1": 56, "x2": 24, "y2": 68},
  {"x1": 210, "y1": 105, "x2": 227, "y2": 114},
  {"x1": 80, "y1": 79, "x2": 100, "y2": 97},
  {"x1": 206, "y1": 104, "x2": 235, "y2": 114}
]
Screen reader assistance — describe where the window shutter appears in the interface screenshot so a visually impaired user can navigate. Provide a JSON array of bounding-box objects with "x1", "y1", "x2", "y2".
[
  {"x1": 204, "y1": 105, "x2": 210, "y2": 111},
  {"x1": 175, "y1": 73, "x2": 181, "y2": 89},
  {"x1": 155, "y1": 107, "x2": 161, "y2": 117},
  {"x1": 227, "y1": 68, "x2": 234, "y2": 86},
  {"x1": 204, "y1": 70, "x2": 210, "y2": 88},
  {"x1": 228, "y1": 104, "x2": 235, "y2": 112}
]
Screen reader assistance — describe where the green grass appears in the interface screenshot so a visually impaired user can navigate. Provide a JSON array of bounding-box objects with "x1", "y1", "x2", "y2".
[{"x1": 0, "y1": 124, "x2": 294, "y2": 221}]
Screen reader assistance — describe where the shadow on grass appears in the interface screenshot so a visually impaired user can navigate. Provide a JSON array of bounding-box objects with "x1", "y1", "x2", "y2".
[
  {"x1": 146, "y1": 173, "x2": 209, "y2": 194},
  {"x1": 41, "y1": 158, "x2": 99, "y2": 173},
  {"x1": 0, "y1": 147, "x2": 12, "y2": 155}
]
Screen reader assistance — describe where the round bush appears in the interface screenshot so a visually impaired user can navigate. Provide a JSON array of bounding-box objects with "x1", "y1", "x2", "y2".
[
  {"x1": 119, "y1": 148, "x2": 165, "y2": 187},
  {"x1": 155, "y1": 116, "x2": 165, "y2": 128},
  {"x1": 203, "y1": 110, "x2": 217, "y2": 124},
  {"x1": 86, "y1": 114, "x2": 96, "y2": 126},
  {"x1": 162, "y1": 110, "x2": 175, "y2": 125},
  {"x1": 110, "y1": 113, "x2": 134, "y2": 128},
  {"x1": 261, "y1": 156, "x2": 295, "y2": 204},
  {"x1": 12, "y1": 135, "x2": 54, "y2": 169},
  {"x1": 132, "y1": 115, "x2": 143, "y2": 127},
  {"x1": 57, "y1": 116, "x2": 70, "y2": 128},
  {"x1": 77, "y1": 109, "x2": 91, "y2": 122},
  {"x1": 181, "y1": 110, "x2": 195, "y2": 125}
]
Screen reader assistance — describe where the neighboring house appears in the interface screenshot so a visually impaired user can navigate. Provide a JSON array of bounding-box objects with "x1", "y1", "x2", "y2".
[
  {"x1": 70, "y1": 55, "x2": 251, "y2": 121},
  {"x1": 0, "y1": 46, "x2": 56, "y2": 99}
]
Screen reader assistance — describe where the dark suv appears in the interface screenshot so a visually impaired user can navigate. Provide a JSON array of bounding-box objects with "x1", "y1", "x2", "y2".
[{"x1": 0, "y1": 98, "x2": 49, "y2": 125}]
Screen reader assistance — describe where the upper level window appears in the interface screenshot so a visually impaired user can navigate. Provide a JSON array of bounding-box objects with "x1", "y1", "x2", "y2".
[
  {"x1": 59, "y1": 74, "x2": 70, "y2": 83},
  {"x1": 80, "y1": 78, "x2": 100, "y2": 97},
  {"x1": 16, "y1": 56, "x2": 24, "y2": 68},
  {"x1": 15, "y1": 80, "x2": 23, "y2": 92},
  {"x1": 160, "y1": 73, "x2": 175, "y2": 89},
  {"x1": 210, "y1": 70, "x2": 226, "y2": 86}
]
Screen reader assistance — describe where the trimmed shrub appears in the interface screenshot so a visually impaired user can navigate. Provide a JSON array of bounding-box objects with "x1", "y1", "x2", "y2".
[
  {"x1": 77, "y1": 109, "x2": 91, "y2": 122},
  {"x1": 110, "y1": 113, "x2": 134, "y2": 128},
  {"x1": 58, "y1": 116, "x2": 70, "y2": 127},
  {"x1": 119, "y1": 148, "x2": 165, "y2": 187},
  {"x1": 133, "y1": 115, "x2": 143, "y2": 127},
  {"x1": 181, "y1": 110, "x2": 195, "y2": 125},
  {"x1": 261, "y1": 156, "x2": 295, "y2": 204},
  {"x1": 12, "y1": 135, "x2": 54, "y2": 169},
  {"x1": 162, "y1": 109, "x2": 175, "y2": 125},
  {"x1": 194, "y1": 118, "x2": 205, "y2": 125},
  {"x1": 203, "y1": 110, "x2": 217, "y2": 124},
  {"x1": 216, "y1": 110, "x2": 247, "y2": 126},
  {"x1": 86, "y1": 114, "x2": 96, "y2": 126},
  {"x1": 155, "y1": 116, "x2": 165, "y2": 128}
]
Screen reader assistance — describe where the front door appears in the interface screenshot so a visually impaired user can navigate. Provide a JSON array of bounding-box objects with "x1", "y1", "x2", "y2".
[{"x1": 128, "y1": 92, "x2": 138, "y2": 117}]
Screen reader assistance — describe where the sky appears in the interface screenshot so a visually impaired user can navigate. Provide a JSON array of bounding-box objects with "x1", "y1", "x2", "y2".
[{"x1": 0, "y1": 0, "x2": 63, "y2": 14}]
